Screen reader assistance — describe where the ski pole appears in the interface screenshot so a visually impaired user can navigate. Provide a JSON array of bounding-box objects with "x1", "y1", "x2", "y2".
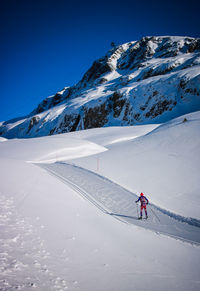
[
  {"x1": 136, "y1": 202, "x2": 139, "y2": 218},
  {"x1": 149, "y1": 205, "x2": 161, "y2": 223}
]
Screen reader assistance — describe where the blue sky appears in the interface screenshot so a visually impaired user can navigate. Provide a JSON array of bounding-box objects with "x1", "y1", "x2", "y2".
[{"x1": 0, "y1": 0, "x2": 199, "y2": 121}]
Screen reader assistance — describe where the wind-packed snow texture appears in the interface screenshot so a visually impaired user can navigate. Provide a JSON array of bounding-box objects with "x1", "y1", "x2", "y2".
[
  {"x1": 1, "y1": 36, "x2": 200, "y2": 138},
  {"x1": 0, "y1": 111, "x2": 200, "y2": 290}
]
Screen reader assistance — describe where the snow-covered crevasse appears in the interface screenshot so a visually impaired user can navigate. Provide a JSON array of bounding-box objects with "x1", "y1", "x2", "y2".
[{"x1": 39, "y1": 162, "x2": 200, "y2": 245}]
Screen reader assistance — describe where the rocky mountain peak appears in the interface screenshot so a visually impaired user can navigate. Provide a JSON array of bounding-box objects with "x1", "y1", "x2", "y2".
[{"x1": 0, "y1": 36, "x2": 200, "y2": 138}]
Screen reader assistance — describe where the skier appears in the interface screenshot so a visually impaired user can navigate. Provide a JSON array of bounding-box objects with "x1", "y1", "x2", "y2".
[{"x1": 135, "y1": 192, "x2": 149, "y2": 219}]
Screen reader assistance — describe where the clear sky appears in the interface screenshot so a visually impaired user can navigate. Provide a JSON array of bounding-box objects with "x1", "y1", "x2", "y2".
[{"x1": 0, "y1": 0, "x2": 199, "y2": 121}]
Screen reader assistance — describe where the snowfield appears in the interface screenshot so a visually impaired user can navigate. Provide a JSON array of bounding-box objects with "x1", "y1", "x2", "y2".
[{"x1": 0, "y1": 111, "x2": 200, "y2": 290}]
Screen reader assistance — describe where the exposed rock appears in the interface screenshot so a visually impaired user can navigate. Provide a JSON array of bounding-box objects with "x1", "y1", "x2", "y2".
[
  {"x1": 78, "y1": 57, "x2": 113, "y2": 89},
  {"x1": 27, "y1": 116, "x2": 40, "y2": 133},
  {"x1": 99, "y1": 77, "x2": 108, "y2": 84},
  {"x1": 145, "y1": 100, "x2": 176, "y2": 118},
  {"x1": 123, "y1": 101, "x2": 132, "y2": 122},
  {"x1": 109, "y1": 92, "x2": 126, "y2": 118},
  {"x1": 83, "y1": 103, "x2": 108, "y2": 129},
  {"x1": 58, "y1": 114, "x2": 81, "y2": 133}
]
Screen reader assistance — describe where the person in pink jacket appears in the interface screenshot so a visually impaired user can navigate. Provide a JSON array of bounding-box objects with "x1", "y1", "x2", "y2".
[{"x1": 136, "y1": 192, "x2": 149, "y2": 219}]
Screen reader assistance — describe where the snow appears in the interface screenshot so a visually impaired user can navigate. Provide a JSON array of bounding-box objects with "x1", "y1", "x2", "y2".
[
  {"x1": 0, "y1": 135, "x2": 107, "y2": 163},
  {"x1": 73, "y1": 111, "x2": 200, "y2": 219},
  {"x1": 39, "y1": 162, "x2": 200, "y2": 243},
  {"x1": 5, "y1": 118, "x2": 27, "y2": 131},
  {"x1": 0, "y1": 111, "x2": 200, "y2": 290},
  {"x1": 44, "y1": 104, "x2": 66, "y2": 122},
  {"x1": 0, "y1": 137, "x2": 7, "y2": 142}
]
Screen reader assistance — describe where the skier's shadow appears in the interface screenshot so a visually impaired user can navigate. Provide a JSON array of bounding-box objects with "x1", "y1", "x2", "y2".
[{"x1": 109, "y1": 213, "x2": 138, "y2": 220}]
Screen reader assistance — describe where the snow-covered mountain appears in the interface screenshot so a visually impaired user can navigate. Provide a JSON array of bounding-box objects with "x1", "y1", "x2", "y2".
[{"x1": 1, "y1": 35, "x2": 200, "y2": 138}]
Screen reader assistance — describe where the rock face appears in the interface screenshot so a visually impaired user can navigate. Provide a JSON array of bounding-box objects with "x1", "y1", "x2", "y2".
[{"x1": 1, "y1": 36, "x2": 200, "y2": 138}]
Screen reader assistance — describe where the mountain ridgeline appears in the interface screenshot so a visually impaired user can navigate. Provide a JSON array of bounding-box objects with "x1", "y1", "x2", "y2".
[{"x1": 1, "y1": 36, "x2": 200, "y2": 138}]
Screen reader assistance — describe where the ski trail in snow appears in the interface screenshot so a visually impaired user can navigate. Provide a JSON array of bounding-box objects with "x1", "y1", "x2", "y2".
[{"x1": 38, "y1": 162, "x2": 200, "y2": 245}]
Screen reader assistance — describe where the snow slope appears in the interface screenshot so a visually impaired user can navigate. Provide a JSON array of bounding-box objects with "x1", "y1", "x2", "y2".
[
  {"x1": 0, "y1": 111, "x2": 200, "y2": 290},
  {"x1": 71, "y1": 111, "x2": 200, "y2": 219}
]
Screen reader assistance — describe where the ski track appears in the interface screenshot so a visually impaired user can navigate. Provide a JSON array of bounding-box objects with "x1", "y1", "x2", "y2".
[{"x1": 39, "y1": 162, "x2": 200, "y2": 246}]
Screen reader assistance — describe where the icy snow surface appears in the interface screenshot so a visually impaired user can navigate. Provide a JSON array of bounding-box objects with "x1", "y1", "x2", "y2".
[{"x1": 0, "y1": 111, "x2": 200, "y2": 291}]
